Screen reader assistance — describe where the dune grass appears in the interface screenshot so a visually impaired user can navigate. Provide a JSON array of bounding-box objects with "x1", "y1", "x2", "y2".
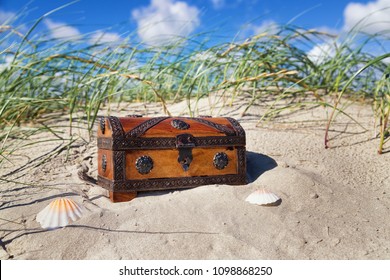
[{"x1": 0, "y1": 10, "x2": 389, "y2": 169}]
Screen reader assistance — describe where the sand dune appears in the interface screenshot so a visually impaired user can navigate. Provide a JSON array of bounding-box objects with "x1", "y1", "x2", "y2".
[{"x1": 1, "y1": 97, "x2": 389, "y2": 259}]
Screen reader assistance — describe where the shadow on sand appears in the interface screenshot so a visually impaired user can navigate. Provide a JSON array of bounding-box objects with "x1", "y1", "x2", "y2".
[{"x1": 246, "y1": 151, "x2": 277, "y2": 183}]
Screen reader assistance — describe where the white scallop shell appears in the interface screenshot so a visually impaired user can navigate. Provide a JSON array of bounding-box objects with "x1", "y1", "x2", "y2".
[
  {"x1": 36, "y1": 198, "x2": 83, "y2": 229},
  {"x1": 245, "y1": 189, "x2": 281, "y2": 206}
]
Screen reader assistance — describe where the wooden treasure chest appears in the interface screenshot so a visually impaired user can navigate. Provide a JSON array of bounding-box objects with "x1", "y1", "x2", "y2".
[{"x1": 97, "y1": 116, "x2": 247, "y2": 202}]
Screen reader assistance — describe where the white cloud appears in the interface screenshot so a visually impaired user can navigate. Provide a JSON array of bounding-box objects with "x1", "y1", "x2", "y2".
[
  {"x1": 250, "y1": 20, "x2": 279, "y2": 36},
  {"x1": 89, "y1": 31, "x2": 121, "y2": 44},
  {"x1": 314, "y1": 26, "x2": 340, "y2": 36},
  {"x1": 308, "y1": 0, "x2": 390, "y2": 64},
  {"x1": 191, "y1": 50, "x2": 216, "y2": 62},
  {"x1": 44, "y1": 19, "x2": 81, "y2": 40},
  {"x1": 0, "y1": 9, "x2": 16, "y2": 24},
  {"x1": 307, "y1": 41, "x2": 338, "y2": 64},
  {"x1": 343, "y1": 0, "x2": 390, "y2": 34},
  {"x1": 0, "y1": 55, "x2": 13, "y2": 72},
  {"x1": 211, "y1": 0, "x2": 225, "y2": 9},
  {"x1": 132, "y1": 0, "x2": 200, "y2": 46}
]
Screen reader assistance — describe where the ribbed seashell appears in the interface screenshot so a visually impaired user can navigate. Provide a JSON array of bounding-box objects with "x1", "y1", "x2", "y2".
[
  {"x1": 245, "y1": 189, "x2": 281, "y2": 206},
  {"x1": 36, "y1": 198, "x2": 83, "y2": 229}
]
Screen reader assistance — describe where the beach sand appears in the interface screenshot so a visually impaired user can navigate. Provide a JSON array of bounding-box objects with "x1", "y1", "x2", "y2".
[{"x1": 1, "y1": 95, "x2": 389, "y2": 259}]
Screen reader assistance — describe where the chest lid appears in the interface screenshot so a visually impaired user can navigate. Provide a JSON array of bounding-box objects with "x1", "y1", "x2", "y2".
[{"x1": 98, "y1": 116, "x2": 245, "y2": 150}]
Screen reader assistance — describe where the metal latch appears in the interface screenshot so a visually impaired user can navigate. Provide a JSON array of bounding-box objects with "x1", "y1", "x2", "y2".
[{"x1": 176, "y1": 134, "x2": 195, "y2": 171}]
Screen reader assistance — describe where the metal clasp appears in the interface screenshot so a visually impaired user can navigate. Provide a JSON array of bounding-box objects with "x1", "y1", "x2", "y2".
[{"x1": 176, "y1": 134, "x2": 195, "y2": 171}]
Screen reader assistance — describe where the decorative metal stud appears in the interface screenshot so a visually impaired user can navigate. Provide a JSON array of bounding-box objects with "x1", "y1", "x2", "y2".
[
  {"x1": 135, "y1": 155, "x2": 154, "y2": 174},
  {"x1": 171, "y1": 119, "x2": 190, "y2": 130},
  {"x1": 213, "y1": 152, "x2": 229, "y2": 170},
  {"x1": 102, "y1": 154, "x2": 107, "y2": 172},
  {"x1": 100, "y1": 117, "x2": 105, "y2": 134}
]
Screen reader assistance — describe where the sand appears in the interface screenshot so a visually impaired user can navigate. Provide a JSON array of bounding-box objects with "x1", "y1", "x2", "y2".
[{"x1": 1, "y1": 95, "x2": 389, "y2": 260}]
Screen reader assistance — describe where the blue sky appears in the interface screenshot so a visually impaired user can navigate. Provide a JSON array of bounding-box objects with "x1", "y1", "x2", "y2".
[{"x1": 0, "y1": 0, "x2": 389, "y2": 47}]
